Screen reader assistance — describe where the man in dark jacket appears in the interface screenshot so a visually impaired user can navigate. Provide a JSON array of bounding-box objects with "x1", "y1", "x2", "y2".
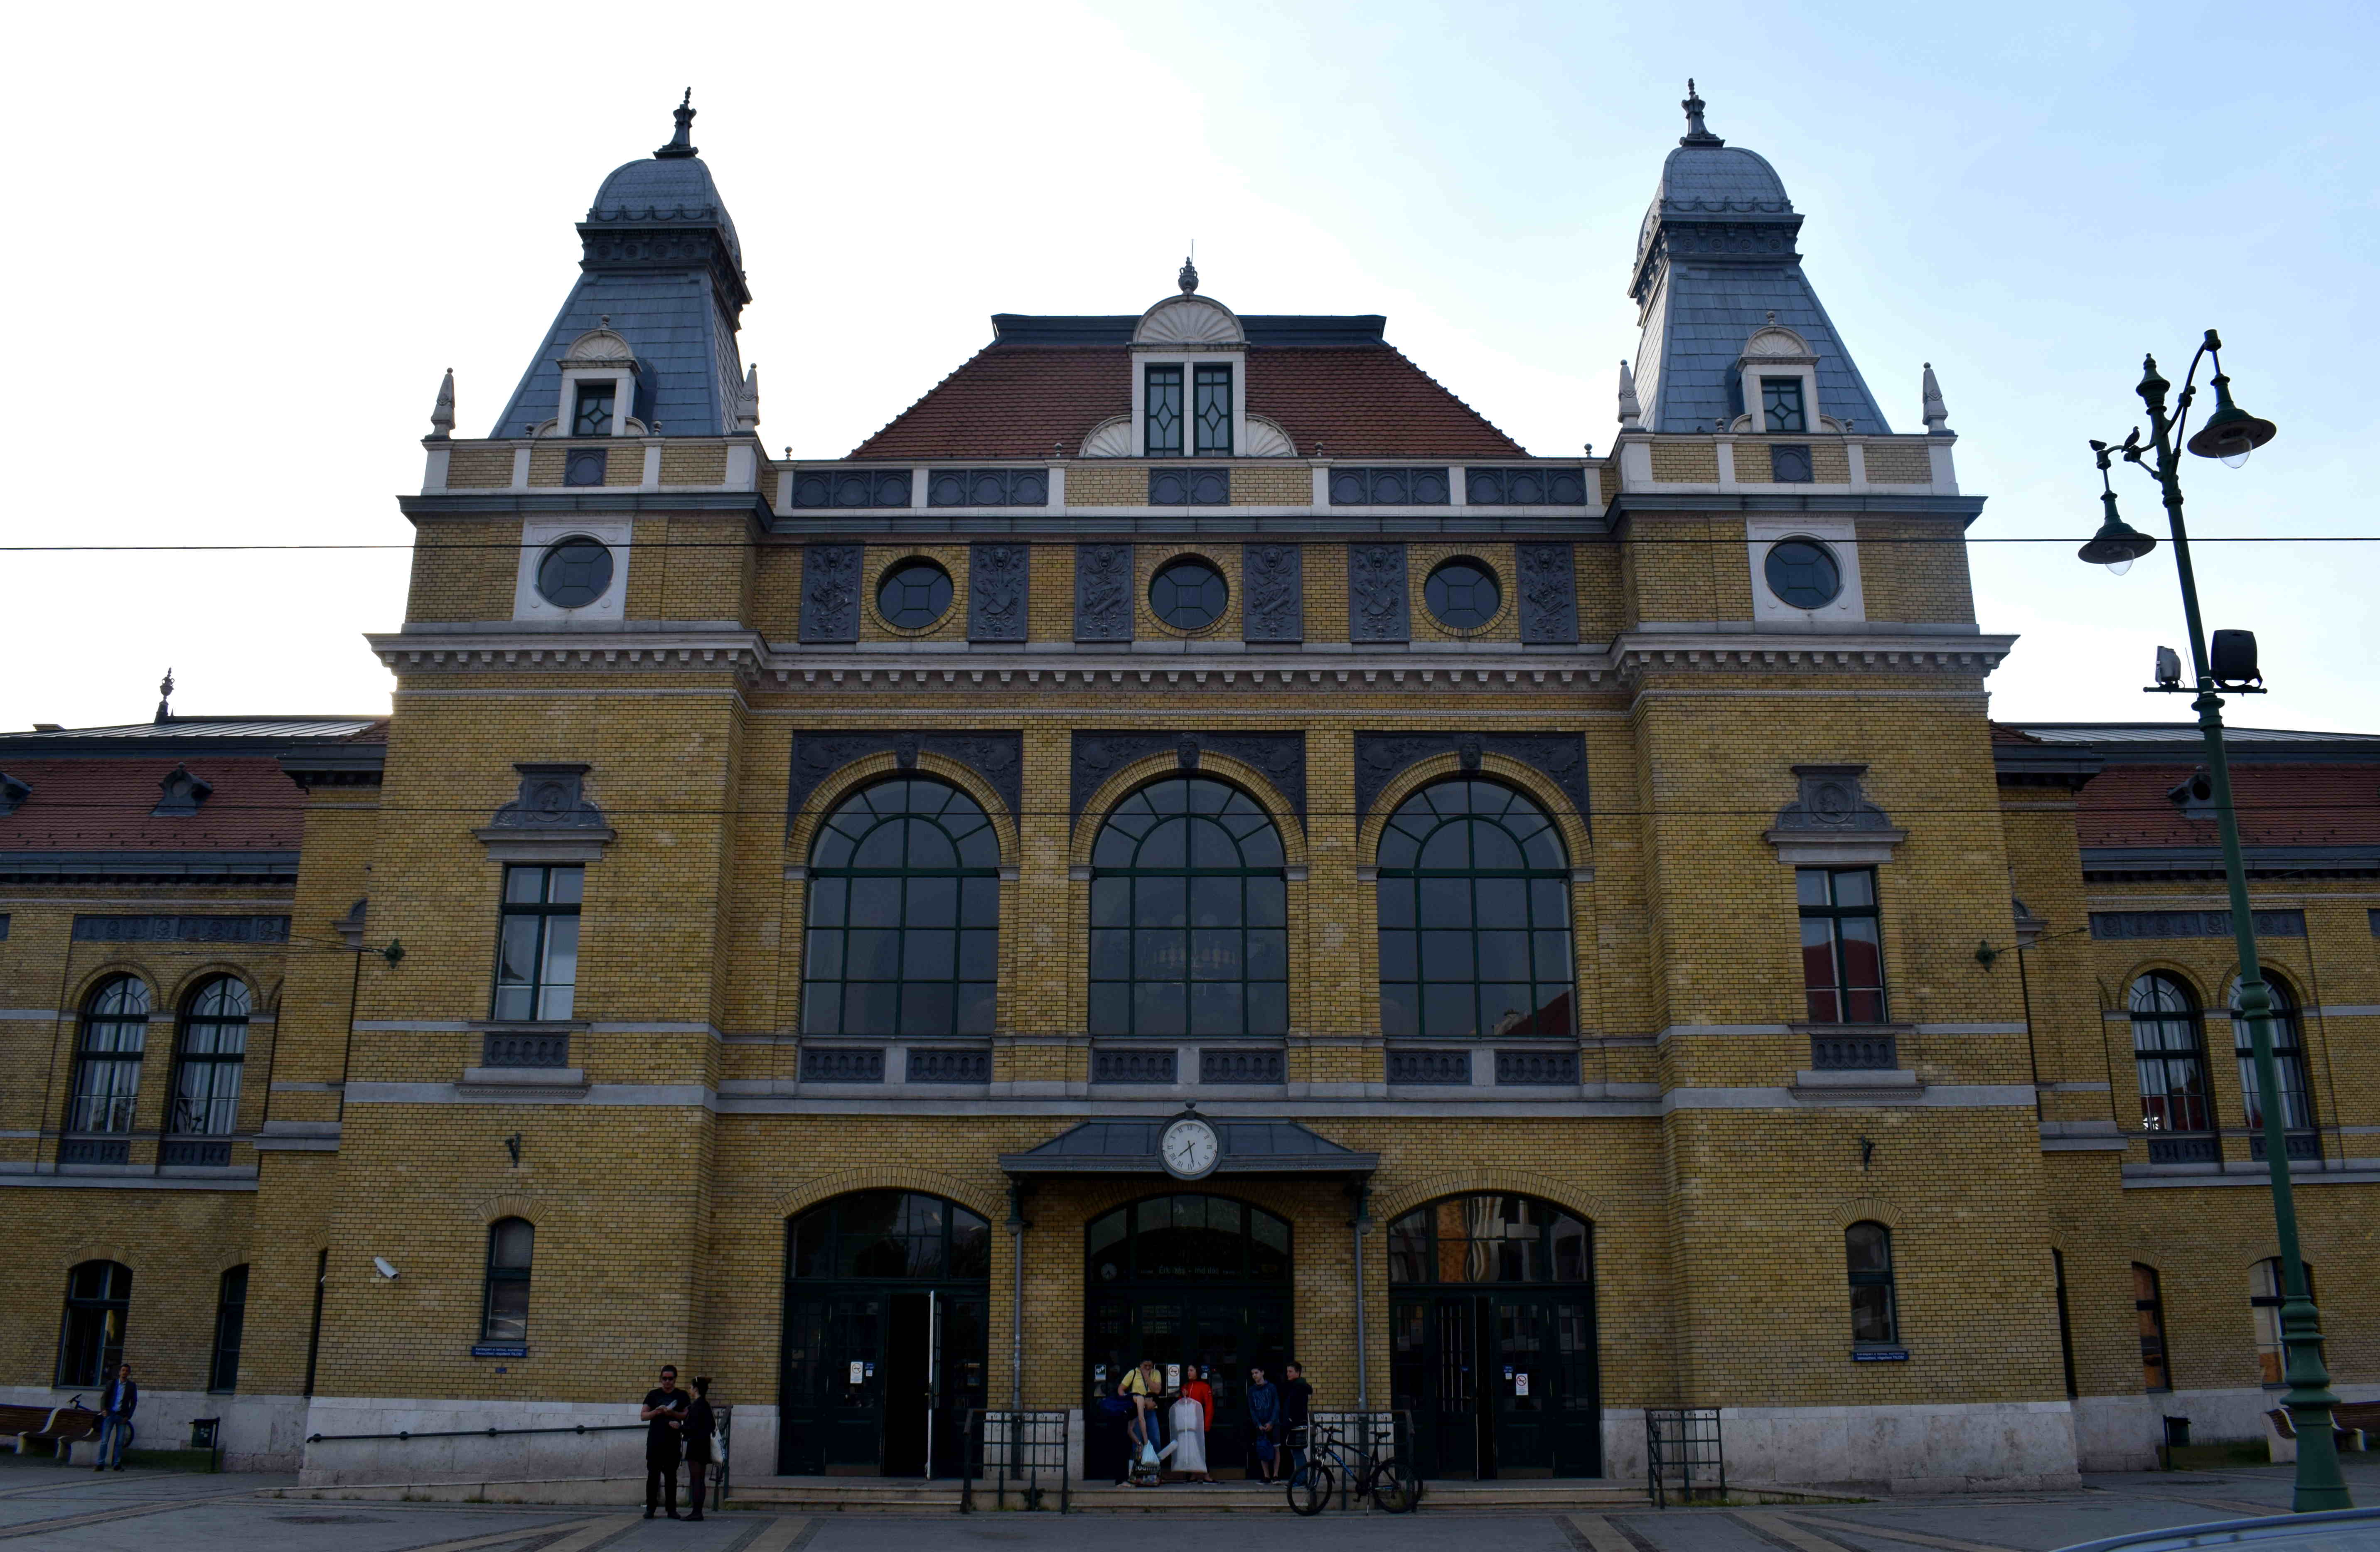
[
  {"x1": 639, "y1": 1365, "x2": 689, "y2": 1519},
  {"x1": 95, "y1": 1363, "x2": 138, "y2": 1471},
  {"x1": 1280, "y1": 1360, "x2": 1313, "y2": 1481},
  {"x1": 683, "y1": 1377, "x2": 717, "y2": 1522}
]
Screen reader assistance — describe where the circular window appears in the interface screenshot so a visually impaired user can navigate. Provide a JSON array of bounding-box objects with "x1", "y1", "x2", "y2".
[
  {"x1": 534, "y1": 537, "x2": 615, "y2": 608},
  {"x1": 1148, "y1": 557, "x2": 1228, "y2": 631},
  {"x1": 1763, "y1": 538, "x2": 1842, "y2": 609},
  {"x1": 1424, "y1": 558, "x2": 1500, "y2": 631},
  {"x1": 876, "y1": 559, "x2": 954, "y2": 630}
]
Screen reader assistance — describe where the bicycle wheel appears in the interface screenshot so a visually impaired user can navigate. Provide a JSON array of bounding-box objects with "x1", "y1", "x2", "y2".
[
  {"x1": 1371, "y1": 1459, "x2": 1418, "y2": 1514},
  {"x1": 1289, "y1": 1462, "x2": 1334, "y2": 1516}
]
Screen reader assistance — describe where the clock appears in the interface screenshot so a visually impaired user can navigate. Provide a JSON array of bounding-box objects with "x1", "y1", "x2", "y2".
[{"x1": 1160, "y1": 1116, "x2": 1220, "y2": 1180}]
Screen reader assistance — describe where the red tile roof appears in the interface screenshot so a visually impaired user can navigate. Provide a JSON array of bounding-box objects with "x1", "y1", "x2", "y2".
[
  {"x1": 0, "y1": 756, "x2": 311, "y2": 852},
  {"x1": 846, "y1": 344, "x2": 1529, "y2": 461},
  {"x1": 2075, "y1": 763, "x2": 2380, "y2": 850}
]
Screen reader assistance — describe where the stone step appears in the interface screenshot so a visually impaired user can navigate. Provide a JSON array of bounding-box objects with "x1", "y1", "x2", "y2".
[{"x1": 727, "y1": 1475, "x2": 1650, "y2": 1515}]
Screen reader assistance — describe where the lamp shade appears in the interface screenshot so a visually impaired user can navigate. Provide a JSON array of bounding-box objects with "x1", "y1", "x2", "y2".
[
  {"x1": 2186, "y1": 372, "x2": 2277, "y2": 462},
  {"x1": 2078, "y1": 489, "x2": 2157, "y2": 569}
]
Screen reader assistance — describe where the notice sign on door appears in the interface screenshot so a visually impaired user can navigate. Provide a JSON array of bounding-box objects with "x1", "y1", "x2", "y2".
[
  {"x1": 1167, "y1": 1364, "x2": 1181, "y2": 1389},
  {"x1": 848, "y1": 1361, "x2": 865, "y2": 1384},
  {"x1": 1514, "y1": 1373, "x2": 1530, "y2": 1397}
]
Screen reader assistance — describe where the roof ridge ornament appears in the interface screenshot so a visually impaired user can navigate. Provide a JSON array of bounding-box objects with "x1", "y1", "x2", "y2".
[
  {"x1": 1178, "y1": 245, "x2": 1199, "y2": 295},
  {"x1": 1679, "y1": 78, "x2": 1724, "y2": 147},
  {"x1": 428, "y1": 368, "x2": 455, "y2": 441},
  {"x1": 655, "y1": 88, "x2": 698, "y2": 160},
  {"x1": 155, "y1": 668, "x2": 174, "y2": 725},
  {"x1": 1618, "y1": 359, "x2": 1643, "y2": 431},
  {"x1": 1921, "y1": 361, "x2": 1951, "y2": 436}
]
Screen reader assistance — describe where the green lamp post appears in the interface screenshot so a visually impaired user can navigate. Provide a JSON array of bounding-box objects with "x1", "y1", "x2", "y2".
[{"x1": 2078, "y1": 330, "x2": 2348, "y2": 1512}]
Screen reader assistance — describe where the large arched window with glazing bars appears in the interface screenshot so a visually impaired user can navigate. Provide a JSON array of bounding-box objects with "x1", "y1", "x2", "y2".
[
  {"x1": 1376, "y1": 780, "x2": 1574, "y2": 1037},
  {"x1": 1089, "y1": 777, "x2": 1288, "y2": 1037},
  {"x1": 802, "y1": 780, "x2": 1001, "y2": 1038}
]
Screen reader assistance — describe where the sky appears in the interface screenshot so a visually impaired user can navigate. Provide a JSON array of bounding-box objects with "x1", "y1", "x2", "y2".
[{"x1": 3, "y1": 0, "x2": 2373, "y2": 734}]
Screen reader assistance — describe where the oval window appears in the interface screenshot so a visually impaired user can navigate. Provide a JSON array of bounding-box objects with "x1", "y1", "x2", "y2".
[
  {"x1": 1424, "y1": 558, "x2": 1500, "y2": 631},
  {"x1": 1149, "y1": 557, "x2": 1228, "y2": 631},
  {"x1": 1764, "y1": 538, "x2": 1842, "y2": 609},
  {"x1": 877, "y1": 559, "x2": 954, "y2": 629},
  {"x1": 535, "y1": 537, "x2": 615, "y2": 608}
]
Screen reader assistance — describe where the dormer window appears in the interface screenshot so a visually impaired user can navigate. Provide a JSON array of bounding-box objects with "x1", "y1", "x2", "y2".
[
  {"x1": 1736, "y1": 321, "x2": 1824, "y2": 435},
  {"x1": 1124, "y1": 282, "x2": 1273, "y2": 459},
  {"x1": 1146, "y1": 366, "x2": 1183, "y2": 456},
  {"x1": 573, "y1": 383, "x2": 616, "y2": 437},
  {"x1": 1760, "y1": 378, "x2": 1806, "y2": 432},
  {"x1": 1193, "y1": 365, "x2": 1233, "y2": 455}
]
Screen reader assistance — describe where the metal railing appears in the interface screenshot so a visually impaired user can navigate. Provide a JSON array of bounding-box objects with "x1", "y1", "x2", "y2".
[
  {"x1": 1302, "y1": 1409, "x2": 1415, "y2": 1512},
  {"x1": 306, "y1": 1421, "x2": 646, "y2": 1443},
  {"x1": 960, "y1": 1408, "x2": 1070, "y2": 1513},
  {"x1": 1646, "y1": 1407, "x2": 1725, "y2": 1508}
]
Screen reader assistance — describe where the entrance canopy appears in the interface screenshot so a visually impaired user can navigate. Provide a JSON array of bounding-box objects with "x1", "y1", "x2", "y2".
[{"x1": 998, "y1": 1117, "x2": 1376, "y2": 1177}]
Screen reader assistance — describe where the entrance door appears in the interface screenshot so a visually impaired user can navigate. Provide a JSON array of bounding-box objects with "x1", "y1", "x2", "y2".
[
  {"x1": 1386, "y1": 1195, "x2": 1600, "y2": 1479},
  {"x1": 780, "y1": 1191, "x2": 991, "y2": 1477}
]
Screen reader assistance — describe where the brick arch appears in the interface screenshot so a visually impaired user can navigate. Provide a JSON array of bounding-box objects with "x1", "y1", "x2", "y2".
[
  {"x1": 55, "y1": 1247, "x2": 138, "y2": 1275},
  {"x1": 769, "y1": 1169, "x2": 1003, "y2": 1225},
  {"x1": 161, "y1": 962, "x2": 265, "y2": 1014},
  {"x1": 1833, "y1": 1195, "x2": 1903, "y2": 1230},
  {"x1": 787, "y1": 753, "x2": 1019, "y2": 867},
  {"x1": 471, "y1": 1191, "x2": 552, "y2": 1226},
  {"x1": 2108, "y1": 961, "x2": 2213, "y2": 1010},
  {"x1": 1357, "y1": 753, "x2": 1590, "y2": 871},
  {"x1": 1373, "y1": 1171, "x2": 1618, "y2": 1228},
  {"x1": 206, "y1": 1248, "x2": 254, "y2": 1277},
  {"x1": 68, "y1": 963, "x2": 158, "y2": 1015},
  {"x1": 1069, "y1": 752, "x2": 1307, "y2": 868}
]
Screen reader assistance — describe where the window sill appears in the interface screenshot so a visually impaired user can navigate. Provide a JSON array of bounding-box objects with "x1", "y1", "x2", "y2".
[
  {"x1": 1850, "y1": 1346, "x2": 1911, "y2": 1363},
  {"x1": 1790, "y1": 1068, "x2": 1923, "y2": 1100}
]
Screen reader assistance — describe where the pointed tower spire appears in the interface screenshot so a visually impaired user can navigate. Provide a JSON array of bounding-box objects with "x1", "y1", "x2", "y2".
[
  {"x1": 656, "y1": 88, "x2": 698, "y2": 159},
  {"x1": 1617, "y1": 359, "x2": 1643, "y2": 431},
  {"x1": 428, "y1": 368, "x2": 455, "y2": 440},
  {"x1": 1921, "y1": 362, "x2": 1950, "y2": 435},
  {"x1": 735, "y1": 364, "x2": 761, "y2": 432},
  {"x1": 1680, "y1": 78, "x2": 1724, "y2": 147}
]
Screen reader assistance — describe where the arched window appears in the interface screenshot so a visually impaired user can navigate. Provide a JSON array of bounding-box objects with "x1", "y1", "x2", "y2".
[
  {"x1": 57, "y1": 1260, "x2": 131, "y2": 1387},
  {"x1": 1376, "y1": 780, "x2": 1573, "y2": 1038},
  {"x1": 804, "y1": 780, "x2": 1000, "y2": 1038},
  {"x1": 2230, "y1": 976, "x2": 2315, "y2": 1145},
  {"x1": 1846, "y1": 1222, "x2": 1898, "y2": 1346},
  {"x1": 210, "y1": 1265, "x2": 249, "y2": 1392},
  {"x1": 1087, "y1": 1194, "x2": 1291, "y2": 1284},
  {"x1": 482, "y1": 1218, "x2": 535, "y2": 1343},
  {"x1": 1386, "y1": 1194, "x2": 1590, "y2": 1284},
  {"x1": 2129, "y1": 973, "x2": 2209, "y2": 1133},
  {"x1": 170, "y1": 977, "x2": 250, "y2": 1139},
  {"x1": 1089, "y1": 777, "x2": 1286, "y2": 1037},
  {"x1": 68, "y1": 977, "x2": 149, "y2": 1152},
  {"x1": 2250, "y1": 1257, "x2": 2316, "y2": 1386},
  {"x1": 787, "y1": 1191, "x2": 991, "y2": 1280}
]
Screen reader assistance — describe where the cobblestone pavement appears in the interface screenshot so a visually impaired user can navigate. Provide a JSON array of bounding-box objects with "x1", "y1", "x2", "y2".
[{"x1": 2, "y1": 1456, "x2": 2373, "y2": 1552}]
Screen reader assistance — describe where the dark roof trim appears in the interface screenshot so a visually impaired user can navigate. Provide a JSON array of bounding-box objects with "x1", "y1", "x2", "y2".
[
  {"x1": 1610, "y1": 491, "x2": 1987, "y2": 524},
  {"x1": 280, "y1": 747, "x2": 387, "y2": 788},
  {"x1": 0, "y1": 850, "x2": 302, "y2": 884},
  {"x1": 988, "y1": 314, "x2": 1391, "y2": 347},
  {"x1": 0, "y1": 724, "x2": 383, "y2": 757},
  {"x1": 1993, "y1": 745, "x2": 2104, "y2": 788},
  {"x1": 400, "y1": 491, "x2": 774, "y2": 521},
  {"x1": 2002, "y1": 724, "x2": 2380, "y2": 764},
  {"x1": 2080, "y1": 845, "x2": 2379, "y2": 881}
]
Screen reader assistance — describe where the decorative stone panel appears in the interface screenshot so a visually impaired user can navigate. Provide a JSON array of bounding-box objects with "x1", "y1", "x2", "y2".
[
  {"x1": 967, "y1": 543, "x2": 1030, "y2": 642},
  {"x1": 1200, "y1": 1049, "x2": 1285, "y2": 1084},
  {"x1": 72, "y1": 915, "x2": 290, "y2": 944},
  {"x1": 1074, "y1": 543, "x2": 1133, "y2": 641},
  {"x1": 1347, "y1": 543, "x2": 1409, "y2": 643},
  {"x1": 1353, "y1": 731, "x2": 1589, "y2": 827},
  {"x1": 798, "y1": 544, "x2": 863, "y2": 643},
  {"x1": 1242, "y1": 544, "x2": 1303, "y2": 643},
  {"x1": 483, "y1": 1029, "x2": 573, "y2": 1068},
  {"x1": 1071, "y1": 730, "x2": 1306, "y2": 821},
  {"x1": 1389, "y1": 1049, "x2": 1470, "y2": 1085},
  {"x1": 1515, "y1": 543, "x2": 1578, "y2": 645},
  {"x1": 1495, "y1": 1050, "x2": 1578, "y2": 1085},
  {"x1": 1093, "y1": 1049, "x2": 1177, "y2": 1083},
  {"x1": 802, "y1": 1047, "x2": 886, "y2": 1083},
  {"x1": 788, "y1": 731, "x2": 1023, "y2": 821},
  {"x1": 905, "y1": 1048, "x2": 991, "y2": 1083},
  {"x1": 2088, "y1": 910, "x2": 2306, "y2": 940},
  {"x1": 1765, "y1": 764, "x2": 1905, "y2": 864}
]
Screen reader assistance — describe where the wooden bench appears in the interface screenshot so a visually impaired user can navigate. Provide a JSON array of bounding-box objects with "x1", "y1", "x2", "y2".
[
  {"x1": 2265, "y1": 1402, "x2": 2379, "y2": 1457},
  {"x1": 0, "y1": 1404, "x2": 102, "y2": 1463}
]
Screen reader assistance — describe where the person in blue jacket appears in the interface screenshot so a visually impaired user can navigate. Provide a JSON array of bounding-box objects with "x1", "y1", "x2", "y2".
[
  {"x1": 1246, "y1": 1364, "x2": 1283, "y2": 1483},
  {"x1": 94, "y1": 1363, "x2": 138, "y2": 1470}
]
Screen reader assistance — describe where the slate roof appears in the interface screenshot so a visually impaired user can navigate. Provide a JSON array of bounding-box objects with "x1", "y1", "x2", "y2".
[
  {"x1": 492, "y1": 146, "x2": 749, "y2": 440},
  {"x1": 2002, "y1": 723, "x2": 2380, "y2": 760},
  {"x1": 998, "y1": 1117, "x2": 1378, "y2": 1175},
  {"x1": 1627, "y1": 115, "x2": 1891, "y2": 434},
  {"x1": 847, "y1": 317, "x2": 1527, "y2": 461}
]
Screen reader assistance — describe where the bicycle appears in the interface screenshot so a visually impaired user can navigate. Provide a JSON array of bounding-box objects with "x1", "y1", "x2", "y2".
[{"x1": 1285, "y1": 1420, "x2": 1417, "y2": 1515}]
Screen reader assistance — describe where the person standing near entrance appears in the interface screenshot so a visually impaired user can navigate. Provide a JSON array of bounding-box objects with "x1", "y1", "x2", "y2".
[
  {"x1": 1246, "y1": 1364, "x2": 1282, "y2": 1483},
  {"x1": 1280, "y1": 1360, "x2": 1313, "y2": 1481},
  {"x1": 1119, "y1": 1357, "x2": 1166, "y2": 1483},
  {"x1": 1168, "y1": 1363, "x2": 1215, "y2": 1484},
  {"x1": 682, "y1": 1376, "x2": 717, "y2": 1522},
  {"x1": 93, "y1": 1363, "x2": 137, "y2": 1470},
  {"x1": 640, "y1": 1364, "x2": 689, "y2": 1519}
]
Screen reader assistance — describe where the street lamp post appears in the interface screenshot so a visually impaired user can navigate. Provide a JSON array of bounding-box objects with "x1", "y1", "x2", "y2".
[{"x1": 2078, "y1": 330, "x2": 2350, "y2": 1513}]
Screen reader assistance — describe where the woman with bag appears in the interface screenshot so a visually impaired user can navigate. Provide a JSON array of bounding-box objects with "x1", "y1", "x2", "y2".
[{"x1": 1168, "y1": 1363, "x2": 1215, "y2": 1484}]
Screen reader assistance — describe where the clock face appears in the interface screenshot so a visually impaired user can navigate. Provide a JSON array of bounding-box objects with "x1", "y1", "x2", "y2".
[{"x1": 1160, "y1": 1118, "x2": 1220, "y2": 1180}]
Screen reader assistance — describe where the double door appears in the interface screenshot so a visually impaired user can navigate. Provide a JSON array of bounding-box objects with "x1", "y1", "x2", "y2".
[
  {"x1": 781, "y1": 1288, "x2": 986, "y2": 1476},
  {"x1": 1085, "y1": 1291, "x2": 1289, "y2": 1480},
  {"x1": 1391, "y1": 1291, "x2": 1599, "y2": 1478}
]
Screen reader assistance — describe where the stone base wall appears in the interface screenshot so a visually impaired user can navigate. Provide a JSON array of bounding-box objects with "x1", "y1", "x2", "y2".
[
  {"x1": 298, "y1": 1396, "x2": 653, "y2": 1487},
  {"x1": 0, "y1": 1385, "x2": 303, "y2": 1468},
  {"x1": 1715, "y1": 1400, "x2": 2081, "y2": 1492},
  {"x1": 2073, "y1": 1384, "x2": 2380, "y2": 1472}
]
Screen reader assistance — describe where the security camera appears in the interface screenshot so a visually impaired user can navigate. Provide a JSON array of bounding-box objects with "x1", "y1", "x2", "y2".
[{"x1": 373, "y1": 1257, "x2": 399, "y2": 1279}]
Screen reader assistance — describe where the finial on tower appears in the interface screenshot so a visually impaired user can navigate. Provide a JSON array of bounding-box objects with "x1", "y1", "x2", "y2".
[
  {"x1": 155, "y1": 668, "x2": 175, "y2": 725},
  {"x1": 1178, "y1": 244, "x2": 1199, "y2": 295},
  {"x1": 428, "y1": 368, "x2": 455, "y2": 440},
  {"x1": 735, "y1": 364, "x2": 761, "y2": 432},
  {"x1": 1617, "y1": 359, "x2": 1643, "y2": 431},
  {"x1": 1921, "y1": 362, "x2": 1951, "y2": 436},
  {"x1": 656, "y1": 89, "x2": 698, "y2": 159},
  {"x1": 1679, "y1": 78, "x2": 1724, "y2": 147}
]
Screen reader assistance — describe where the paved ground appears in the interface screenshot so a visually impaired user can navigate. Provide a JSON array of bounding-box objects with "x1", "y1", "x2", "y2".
[{"x1": 2, "y1": 1454, "x2": 2374, "y2": 1551}]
